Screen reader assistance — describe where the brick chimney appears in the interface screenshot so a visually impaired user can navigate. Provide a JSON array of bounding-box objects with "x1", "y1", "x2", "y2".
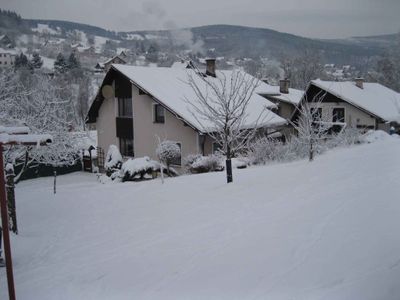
[
  {"x1": 279, "y1": 78, "x2": 290, "y2": 94},
  {"x1": 205, "y1": 58, "x2": 216, "y2": 77},
  {"x1": 355, "y1": 78, "x2": 364, "y2": 89}
]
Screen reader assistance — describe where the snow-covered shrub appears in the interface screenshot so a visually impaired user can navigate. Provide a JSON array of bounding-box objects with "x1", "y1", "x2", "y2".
[
  {"x1": 248, "y1": 137, "x2": 284, "y2": 165},
  {"x1": 105, "y1": 145, "x2": 122, "y2": 176},
  {"x1": 362, "y1": 130, "x2": 392, "y2": 144},
  {"x1": 183, "y1": 154, "x2": 202, "y2": 168},
  {"x1": 187, "y1": 154, "x2": 224, "y2": 173},
  {"x1": 120, "y1": 156, "x2": 177, "y2": 181},
  {"x1": 326, "y1": 127, "x2": 362, "y2": 148},
  {"x1": 156, "y1": 140, "x2": 181, "y2": 175}
]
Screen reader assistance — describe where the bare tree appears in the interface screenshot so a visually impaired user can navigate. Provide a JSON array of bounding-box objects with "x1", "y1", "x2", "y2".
[
  {"x1": 281, "y1": 49, "x2": 324, "y2": 90},
  {"x1": 186, "y1": 68, "x2": 269, "y2": 183},
  {"x1": 291, "y1": 91, "x2": 334, "y2": 161}
]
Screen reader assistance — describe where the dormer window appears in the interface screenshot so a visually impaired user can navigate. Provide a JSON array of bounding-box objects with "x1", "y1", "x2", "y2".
[{"x1": 153, "y1": 103, "x2": 165, "y2": 123}]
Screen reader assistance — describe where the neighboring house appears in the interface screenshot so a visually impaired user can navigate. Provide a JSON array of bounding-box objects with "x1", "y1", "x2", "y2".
[
  {"x1": 86, "y1": 59, "x2": 286, "y2": 169},
  {"x1": 0, "y1": 34, "x2": 14, "y2": 48},
  {"x1": 72, "y1": 45, "x2": 96, "y2": 59},
  {"x1": 301, "y1": 78, "x2": 400, "y2": 133},
  {"x1": 0, "y1": 48, "x2": 16, "y2": 68},
  {"x1": 94, "y1": 55, "x2": 126, "y2": 73}
]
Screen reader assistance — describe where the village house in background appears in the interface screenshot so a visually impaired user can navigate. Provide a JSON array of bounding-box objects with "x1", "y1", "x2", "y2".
[
  {"x1": 0, "y1": 34, "x2": 15, "y2": 48},
  {"x1": 94, "y1": 52, "x2": 127, "y2": 73},
  {"x1": 87, "y1": 59, "x2": 286, "y2": 170},
  {"x1": 0, "y1": 47, "x2": 17, "y2": 68},
  {"x1": 301, "y1": 78, "x2": 400, "y2": 133}
]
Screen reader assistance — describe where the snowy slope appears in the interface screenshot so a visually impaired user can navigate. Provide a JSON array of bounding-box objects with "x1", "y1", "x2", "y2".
[{"x1": 1, "y1": 137, "x2": 400, "y2": 299}]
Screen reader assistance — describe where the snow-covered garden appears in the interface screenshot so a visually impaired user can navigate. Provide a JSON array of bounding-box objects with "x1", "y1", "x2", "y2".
[{"x1": 1, "y1": 132, "x2": 400, "y2": 299}]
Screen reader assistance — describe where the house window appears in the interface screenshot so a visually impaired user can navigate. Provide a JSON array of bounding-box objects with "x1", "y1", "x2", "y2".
[
  {"x1": 153, "y1": 103, "x2": 165, "y2": 123},
  {"x1": 332, "y1": 108, "x2": 345, "y2": 123},
  {"x1": 118, "y1": 98, "x2": 133, "y2": 117},
  {"x1": 120, "y1": 138, "x2": 134, "y2": 157},
  {"x1": 171, "y1": 143, "x2": 182, "y2": 166}
]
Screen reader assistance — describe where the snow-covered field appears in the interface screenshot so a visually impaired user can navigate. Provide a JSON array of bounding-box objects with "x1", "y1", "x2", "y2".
[{"x1": 1, "y1": 137, "x2": 400, "y2": 299}]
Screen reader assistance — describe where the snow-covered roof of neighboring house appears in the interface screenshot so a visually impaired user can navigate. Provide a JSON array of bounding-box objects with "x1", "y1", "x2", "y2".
[
  {"x1": 311, "y1": 79, "x2": 400, "y2": 122},
  {"x1": 0, "y1": 47, "x2": 17, "y2": 55},
  {"x1": 260, "y1": 86, "x2": 304, "y2": 106},
  {"x1": 103, "y1": 55, "x2": 126, "y2": 65},
  {"x1": 88, "y1": 64, "x2": 286, "y2": 132}
]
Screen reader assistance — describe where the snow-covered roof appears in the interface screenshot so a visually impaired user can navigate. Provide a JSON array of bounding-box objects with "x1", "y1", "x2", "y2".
[
  {"x1": 311, "y1": 80, "x2": 400, "y2": 122},
  {"x1": 0, "y1": 47, "x2": 17, "y2": 55},
  {"x1": 99, "y1": 64, "x2": 286, "y2": 132},
  {"x1": 0, "y1": 133, "x2": 52, "y2": 145},
  {"x1": 170, "y1": 61, "x2": 190, "y2": 69},
  {"x1": 260, "y1": 86, "x2": 304, "y2": 106}
]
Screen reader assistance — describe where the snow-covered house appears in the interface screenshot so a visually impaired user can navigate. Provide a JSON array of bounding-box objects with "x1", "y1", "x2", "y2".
[
  {"x1": 0, "y1": 34, "x2": 14, "y2": 48},
  {"x1": 94, "y1": 55, "x2": 126, "y2": 73},
  {"x1": 0, "y1": 47, "x2": 17, "y2": 68},
  {"x1": 87, "y1": 60, "x2": 286, "y2": 168},
  {"x1": 301, "y1": 79, "x2": 400, "y2": 133}
]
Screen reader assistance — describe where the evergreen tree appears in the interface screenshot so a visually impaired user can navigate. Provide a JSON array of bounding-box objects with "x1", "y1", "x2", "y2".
[
  {"x1": 54, "y1": 53, "x2": 67, "y2": 74},
  {"x1": 67, "y1": 52, "x2": 80, "y2": 69},
  {"x1": 14, "y1": 53, "x2": 32, "y2": 70},
  {"x1": 31, "y1": 52, "x2": 43, "y2": 69}
]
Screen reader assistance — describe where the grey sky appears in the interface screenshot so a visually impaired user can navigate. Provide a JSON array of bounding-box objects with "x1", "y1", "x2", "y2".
[{"x1": 1, "y1": 0, "x2": 399, "y2": 38}]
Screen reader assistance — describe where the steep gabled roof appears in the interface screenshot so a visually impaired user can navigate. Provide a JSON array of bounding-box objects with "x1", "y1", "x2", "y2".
[
  {"x1": 311, "y1": 80, "x2": 400, "y2": 122},
  {"x1": 87, "y1": 64, "x2": 286, "y2": 132}
]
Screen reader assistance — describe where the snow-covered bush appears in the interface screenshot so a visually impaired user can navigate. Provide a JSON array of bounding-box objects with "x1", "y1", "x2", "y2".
[
  {"x1": 362, "y1": 130, "x2": 392, "y2": 144},
  {"x1": 327, "y1": 127, "x2": 363, "y2": 148},
  {"x1": 187, "y1": 154, "x2": 224, "y2": 173},
  {"x1": 105, "y1": 145, "x2": 122, "y2": 176},
  {"x1": 183, "y1": 154, "x2": 202, "y2": 168},
  {"x1": 248, "y1": 137, "x2": 285, "y2": 165},
  {"x1": 120, "y1": 156, "x2": 177, "y2": 182},
  {"x1": 156, "y1": 140, "x2": 181, "y2": 175}
]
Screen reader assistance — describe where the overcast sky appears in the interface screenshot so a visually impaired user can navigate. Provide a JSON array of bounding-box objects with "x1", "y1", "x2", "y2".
[{"x1": 1, "y1": 0, "x2": 399, "y2": 38}]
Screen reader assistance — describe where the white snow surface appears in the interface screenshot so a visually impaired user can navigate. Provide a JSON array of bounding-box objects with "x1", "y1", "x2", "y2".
[
  {"x1": 1, "y1": 138, "x2": 400, "y2": 299},
  {"x1": 111, "y1": 64, "x2": 286, "y2": 132},
  {"x1": 312, "y1": 79, "x2": 400, "y2": 122}
]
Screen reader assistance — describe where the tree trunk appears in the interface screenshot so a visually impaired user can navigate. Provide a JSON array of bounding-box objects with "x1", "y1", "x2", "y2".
[
  {"x1": 226, "y1": 145, "x2": 233, "y2": 183},
  {"x1": 309, "y1": 141, "x2": 314, "y2": 162}
]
